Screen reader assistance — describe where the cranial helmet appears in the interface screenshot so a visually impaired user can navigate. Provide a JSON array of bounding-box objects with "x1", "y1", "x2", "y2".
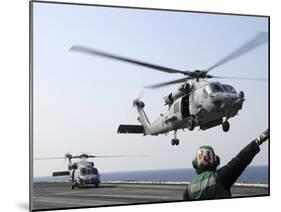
[{"x1": 192, "y1": 146, "x2": 220, "y2": 174}]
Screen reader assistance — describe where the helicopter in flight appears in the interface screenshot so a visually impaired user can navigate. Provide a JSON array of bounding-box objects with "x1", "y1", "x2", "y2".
[
  {"x1": 70, "y1": 32, "x2": 268, "y2": 146},
  {"x1": 35, "y1": 153, "x2": 143, "y2": 189}
]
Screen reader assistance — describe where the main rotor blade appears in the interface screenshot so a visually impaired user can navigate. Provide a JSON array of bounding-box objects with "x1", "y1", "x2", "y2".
[
  {"x1": 145, "y1": 77, "x2": 190, "y2": 89},
  {"x1": 71, "y1": 153, "x2": 150, "y2": 159},
  {"x1": 70, "y1": 45, "x2": 188, "y2": 75},
  {"x1": 207, "y1": 32, "x2": 268, "y2": 72},
  {"x1": 210, "y1": 75, "x2": 267, "y2": 81},
  {"x1": 34, "y1": 157, "x2": 65, "y2": 160},
  {"x1": 90, "y1": 154, "x2": 150, "y2": 158}
]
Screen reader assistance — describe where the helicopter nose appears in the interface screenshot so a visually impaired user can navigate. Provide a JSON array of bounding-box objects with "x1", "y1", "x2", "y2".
[
  {"x1": 223, "y1": 93, "x2": 244, "y2": 109},
  {"x1": 217, "y1": 95, "x2": 236, "y2": 109},
  {"x1": 238, "y1": 91, "x2": 244, "y2": 99},
  {"x1": 234, "y1": 92, "x2": 245, "y2": 105}
]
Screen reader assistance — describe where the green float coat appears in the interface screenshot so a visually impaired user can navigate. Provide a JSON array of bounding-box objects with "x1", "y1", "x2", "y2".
[{"x1": 188, "y1": 171, "x2": 230, "y2": 200}]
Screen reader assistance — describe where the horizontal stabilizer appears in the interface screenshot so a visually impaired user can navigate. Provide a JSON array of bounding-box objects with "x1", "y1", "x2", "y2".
[
  {"x1": 52, "y1": 171, "x2": 70, "y2": 176},
  {"x1": 117, "y1": 125, "x2": 145, "y2": 134}
]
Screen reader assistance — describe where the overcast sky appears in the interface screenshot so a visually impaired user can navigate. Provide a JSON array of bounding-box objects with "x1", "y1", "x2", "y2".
[{"x1": 32, "y1": 2, "x2": 268, "y2": 177}]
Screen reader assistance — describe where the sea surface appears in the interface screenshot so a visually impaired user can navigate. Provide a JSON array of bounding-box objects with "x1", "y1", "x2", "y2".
[{"x1": 34, "y1": 165, "x2": 268, "y2": 184}]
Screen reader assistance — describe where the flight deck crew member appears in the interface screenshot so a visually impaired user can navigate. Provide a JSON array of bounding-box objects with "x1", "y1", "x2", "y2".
[{"x1": 183, "y1": 129, "x2": 269, "y2": 200}]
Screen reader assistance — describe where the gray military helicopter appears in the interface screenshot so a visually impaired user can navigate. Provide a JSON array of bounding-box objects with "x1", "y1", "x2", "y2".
[
  {"x1": 70, "y1": 32, "x2": 268, "y2": 146},
  {"x1": 35, "y1": 153, "x2": 142, "y2": 189}
]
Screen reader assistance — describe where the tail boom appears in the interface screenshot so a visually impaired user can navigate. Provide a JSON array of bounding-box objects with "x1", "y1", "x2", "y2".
[{"x1": 117, "y1": 99, "x2": 151, "y2": 135}]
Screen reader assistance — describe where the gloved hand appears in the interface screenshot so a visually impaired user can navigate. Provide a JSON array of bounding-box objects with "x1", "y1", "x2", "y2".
[{"x1": 255, "y1": 129, "x2": 269, "y2": 145}]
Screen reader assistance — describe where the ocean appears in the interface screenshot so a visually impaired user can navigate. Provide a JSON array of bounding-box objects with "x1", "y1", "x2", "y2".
[{"x1": 34, "y1": 165, "x2": 268, "y2": 184}]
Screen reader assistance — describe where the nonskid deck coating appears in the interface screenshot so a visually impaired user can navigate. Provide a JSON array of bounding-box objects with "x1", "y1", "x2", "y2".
[{"x1": 32, "y1": 181, "x2": 269, "y2": 211}]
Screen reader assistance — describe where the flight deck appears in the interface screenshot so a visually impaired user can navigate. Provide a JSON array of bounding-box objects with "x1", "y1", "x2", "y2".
[{"x1": 32, "y1": 181, "x2": 269, "y2": 211}]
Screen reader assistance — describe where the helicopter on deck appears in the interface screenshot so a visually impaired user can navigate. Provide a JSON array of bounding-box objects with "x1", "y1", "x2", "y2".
[
  {"x1": 35, "y1": 153, "x2": 144, "y2": 189},
  {"x1": 70, "y1": 32, "x2": 268, "y2": 146}
]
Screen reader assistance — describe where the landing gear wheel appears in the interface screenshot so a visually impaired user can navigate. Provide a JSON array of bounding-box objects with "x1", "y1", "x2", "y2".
[
  {"x1": 222, "y1": 121, "x2": 230, "y2": 132},
  {"x1": 171, "y1": 130, "x2": 180, "y2": 146},
  {"x1": 171, "y1": 139, "x2": 179, "y2": 146},
  {"x1": 75, "y1": 182, "x2": 81, "y2": 189},
  {"x1": 73, "y1": 183, "x2": 79, "y2": 189},
  {"x1": 187, "y1": 116, "x2": 195, "y2": 131}
]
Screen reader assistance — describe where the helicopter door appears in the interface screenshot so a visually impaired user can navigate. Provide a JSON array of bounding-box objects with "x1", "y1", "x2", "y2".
[{"x1": 181, "y1": 95, "x2": 190, "y2": 119}]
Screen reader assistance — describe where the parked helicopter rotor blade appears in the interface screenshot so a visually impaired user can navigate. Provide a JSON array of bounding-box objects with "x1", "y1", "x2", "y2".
[
  {"x1": 34, "y1": 157, "x2": 65, "y2": 160},
  {"x1": 87, "y1": 154, "x2": 150, "y2": 158},
  {"x1": 35, "y1": 154, "x2": 149, "y2": 160},
  {"x1": 145, "y1": 76, "x2": 191, "y2": 89},
  {"x1": 207, "y1": 32, "x2": 268, "y2": 72},
  {"x1": 70, "y1": 45, "x2": 189, "y2": 75},
  {"x1": 209, "y1": 75, "x2": 267, "y2": 81},
  {"x1": 69, "y1": 153, "x2": 150, "y2": 159}
]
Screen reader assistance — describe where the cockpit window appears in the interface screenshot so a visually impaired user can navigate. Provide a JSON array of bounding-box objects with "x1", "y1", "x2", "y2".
[
  {"x1": 80, "y1": 168, "x2": 98, "y2": 175},
  {"x1": 222, "y1": 84, "x2": 237, "y2": 94},
  {"x1": 80, "y1": 168, "x2": 86, "y2": 175},
  {"x1": 92, "y1": 168, "x2": 98, "y2": 175},
  {"x1": 205, "y1": 83, "x2": 224, "y2": 94}
]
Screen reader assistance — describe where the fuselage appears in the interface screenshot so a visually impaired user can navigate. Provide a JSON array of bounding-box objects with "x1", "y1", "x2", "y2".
[
  {"x1": 71, "y1": 161, "x2": 100, "y2": 186},
  {"x1": 145, "y1": 81, "x2": 244, "y2": 135}
]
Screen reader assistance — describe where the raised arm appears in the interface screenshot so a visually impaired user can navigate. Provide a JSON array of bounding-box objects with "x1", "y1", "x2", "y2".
[{"x1": 217, "y1": 129, "x2": 269, "y2": 191}]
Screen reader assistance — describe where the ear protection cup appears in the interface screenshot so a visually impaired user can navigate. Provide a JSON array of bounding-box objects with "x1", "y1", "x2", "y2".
[
  {"x1": 214, "y1": 155, "x2": 220, "y2": 167},
  {"x1": 192, "y1": 157, "x2": 198, "y2": 169}
]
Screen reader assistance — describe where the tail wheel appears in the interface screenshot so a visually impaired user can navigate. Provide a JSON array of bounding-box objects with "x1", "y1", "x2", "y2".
[
  {"x1": 187, "y1": 116, "x2": 195, "y2": 131},
  {"x1": 222, "y1": 121, "x2": 230, "y2": 132}
]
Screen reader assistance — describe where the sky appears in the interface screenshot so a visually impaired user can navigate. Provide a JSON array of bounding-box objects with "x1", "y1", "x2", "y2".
[{"x1": 32, "y1": 2, "x2": 268, "y2": 177}]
